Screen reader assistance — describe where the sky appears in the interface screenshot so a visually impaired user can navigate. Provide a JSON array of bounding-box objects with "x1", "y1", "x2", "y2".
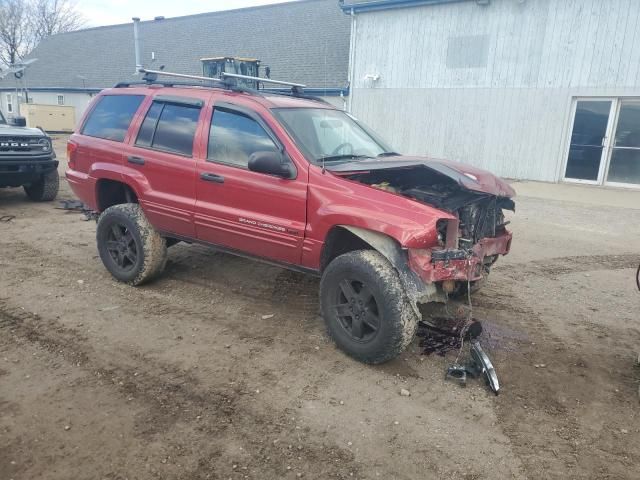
[{"x1": 76, "y1": 0, "x2": 295, "y2": 27}]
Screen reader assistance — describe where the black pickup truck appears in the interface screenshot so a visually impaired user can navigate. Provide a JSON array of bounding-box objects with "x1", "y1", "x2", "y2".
[{"x1": 0, "y1": 111, "x2": 58, "y2": 201}]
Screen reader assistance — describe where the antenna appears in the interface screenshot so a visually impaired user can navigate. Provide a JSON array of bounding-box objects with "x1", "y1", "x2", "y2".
[{"x1": 0, "y1": 58, "x2": 38, "y2": 79}]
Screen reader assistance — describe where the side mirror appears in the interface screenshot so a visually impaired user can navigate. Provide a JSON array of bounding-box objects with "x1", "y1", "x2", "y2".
[
  {"x1": 10, "y1": 116, "x2": 26, "y2": 127},
  {"x1": 248, "y1": 151, "x2": 294, "y2": 179}
]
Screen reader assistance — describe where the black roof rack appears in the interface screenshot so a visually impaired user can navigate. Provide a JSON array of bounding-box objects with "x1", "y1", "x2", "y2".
[{"x1": 114, "y1": 68, "x2": 330, "y2": 105}]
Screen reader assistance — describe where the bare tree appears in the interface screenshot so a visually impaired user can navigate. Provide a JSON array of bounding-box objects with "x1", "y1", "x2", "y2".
[
  {"x1": 0, "y1": 0, "x2": 34, "y2": 65},
  {"x1": 0, "y1": 0, "x2": 84, "y2": 66},
  {"x1": 30, "y1": 0, "x2": 84, "y2": 42}
]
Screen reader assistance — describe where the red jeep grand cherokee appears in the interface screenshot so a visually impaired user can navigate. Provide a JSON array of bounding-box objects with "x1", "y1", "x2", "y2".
[{"x1": 66, "y1": 76, "x2": 514, "y2": 364}]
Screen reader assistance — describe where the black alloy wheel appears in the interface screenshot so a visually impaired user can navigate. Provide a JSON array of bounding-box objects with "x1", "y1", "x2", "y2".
[
  {"x1": 333, "y1": 278, "x2": 381, "y2": 343},
  {"x1": 105, "y1": 222, "x2": 138, "y2": 273}
]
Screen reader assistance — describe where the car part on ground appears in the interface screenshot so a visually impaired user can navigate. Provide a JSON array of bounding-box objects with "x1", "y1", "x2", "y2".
[
  {"x1": 416, "y1": 318, "x2": 482, "y2": 355},
  {"x1": 468, "y1": 340, "x2": 500, "y2": 395},
  {"x1": 444, "y1": 341, "x2": 500, "y2": 395},
  {"x1": 419, "y1": 317, "x2": 499, "y2": 394},
  {"x1": 57, "y1": 199, "x2": 99, "y2": 221}
]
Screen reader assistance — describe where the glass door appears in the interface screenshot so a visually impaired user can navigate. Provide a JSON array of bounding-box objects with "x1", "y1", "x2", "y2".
[
  {"x1": 606, "y1": 100, "x2": 640, "y2": 186},
  {"x1": 564, "y1": 100, "x2": 614, "y2": 183}
]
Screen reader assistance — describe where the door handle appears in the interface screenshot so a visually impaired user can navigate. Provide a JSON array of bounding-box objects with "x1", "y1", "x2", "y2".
[
  {"x1": 127, "y1": 155, "x2": 145, "y2": 165},
  {"x1": 200, "y1": 172, "x2": 225, "y2": 184}
]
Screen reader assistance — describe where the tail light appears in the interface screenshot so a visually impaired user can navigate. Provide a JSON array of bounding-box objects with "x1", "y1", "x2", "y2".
[{"x1": 67, "y1": 141, "x2": 78, "y2": 170}]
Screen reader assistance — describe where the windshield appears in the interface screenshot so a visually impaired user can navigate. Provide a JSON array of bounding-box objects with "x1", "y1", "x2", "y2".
[{"x1": 272, "y1": 108, "x2": 396, "y2": 163}]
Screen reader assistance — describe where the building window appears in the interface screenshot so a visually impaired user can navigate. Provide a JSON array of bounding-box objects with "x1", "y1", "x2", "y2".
[
  {"x1": 57, "y1": 94, "x2": 65, "y2": 105},
  {"x1": 6, "y1": 94, "x2": 12, "y2": 113}
]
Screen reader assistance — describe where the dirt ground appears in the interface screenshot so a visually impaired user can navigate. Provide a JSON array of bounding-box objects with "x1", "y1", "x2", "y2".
[{"x1": 1, "y1": 136, "x2": 639, "y2": 480}]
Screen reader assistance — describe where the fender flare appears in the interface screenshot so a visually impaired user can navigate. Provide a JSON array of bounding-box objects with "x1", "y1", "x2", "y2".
[{"x1": 341, "y1": 226, "x2": 441, "y2": 310}]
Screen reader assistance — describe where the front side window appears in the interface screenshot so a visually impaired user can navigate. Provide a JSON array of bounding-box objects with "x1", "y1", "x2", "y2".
[
  {"x1": 273, "y1": 108, "x2": 393, "y2": 164},
  {"x1": 135, "y1": 101, "x2": 201, "y2": 156},
  {"x1": 82, "y1": 95, "x2": 144, "y2": 142},
  {"x1": 208, "y1": 108, "x2": 278, "y2": 167}
]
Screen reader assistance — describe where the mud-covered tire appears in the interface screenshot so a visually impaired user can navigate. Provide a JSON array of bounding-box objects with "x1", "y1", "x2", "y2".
[
  {"x1": 320, "y1": 250, "x2": 419, "y2": 364},
  {"x1": 24, "y1": 169, "x2": 59, "y2": 202},
  {"x1": 96, "y1": 203, "x2": 167, "y2": 285}
]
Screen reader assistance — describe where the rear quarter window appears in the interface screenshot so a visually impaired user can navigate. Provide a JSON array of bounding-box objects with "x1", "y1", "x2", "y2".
[{"x1": 82, "y1": 95, "x2": 145, "y2": 142}]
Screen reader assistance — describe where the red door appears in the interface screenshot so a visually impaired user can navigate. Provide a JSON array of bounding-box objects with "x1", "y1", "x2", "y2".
[
  {"x1": 194, "y1": 100, "x2": 308, "y2": 265},
  {"x1": 123, "y1": 92, "x2": 211, "y2": 238}
]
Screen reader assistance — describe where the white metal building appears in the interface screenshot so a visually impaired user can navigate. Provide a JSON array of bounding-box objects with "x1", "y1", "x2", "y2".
[{"x1": 341, "y1": 0, "x2": 640, "y2": 188}]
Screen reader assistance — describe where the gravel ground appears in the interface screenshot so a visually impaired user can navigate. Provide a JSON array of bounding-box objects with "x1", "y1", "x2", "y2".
[{"x1": 1, "y1": 136, "x2": 639, "y2": 480}]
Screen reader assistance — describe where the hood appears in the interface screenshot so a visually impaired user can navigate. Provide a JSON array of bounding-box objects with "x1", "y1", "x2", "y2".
[
  {"x1": 0, "y1": 124, "x2": 47, "y2": 137},
  {"x1": 326, "y1": 155, "x2": 515, "y2": 198}
]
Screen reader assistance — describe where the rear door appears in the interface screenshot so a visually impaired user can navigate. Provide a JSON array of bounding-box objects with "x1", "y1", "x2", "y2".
[
  {"x1": 123, "y1": 93, "x2": 210, "y2": 238},
  {"x1": 194, "y1": 100, "x2": 307, "y2": 265}
]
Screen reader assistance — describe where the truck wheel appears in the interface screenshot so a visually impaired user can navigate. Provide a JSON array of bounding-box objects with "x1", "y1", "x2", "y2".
[
  {"x1": 320, "y1": 250, "x2": 418, "y2": 364},
  {"x1": 24, "y1": 169, "x2": 59, "y2": 202},
  {"x1": 96, "y1": 203, "x2": 167, "y2": 285}
]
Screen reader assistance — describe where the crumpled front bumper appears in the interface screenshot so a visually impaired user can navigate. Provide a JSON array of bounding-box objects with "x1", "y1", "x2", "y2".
[{"x1": 407, "y1": 229, "x2": 512, "y2": 284}]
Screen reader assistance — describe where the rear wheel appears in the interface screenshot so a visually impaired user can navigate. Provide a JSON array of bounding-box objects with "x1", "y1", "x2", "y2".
[
  {"x1": 320, "y1": 250, "x2": 418, "y2": 364},
  {"x1": 96, "y1": 203, "x2": 167, "y2": 285},
  {"x1": 24, "y1": 169, "x2": 59, "y2": 202}
]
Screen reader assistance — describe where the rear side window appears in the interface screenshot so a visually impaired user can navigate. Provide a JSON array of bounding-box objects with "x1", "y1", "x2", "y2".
[
  {"x1": 208, "y1": 108, "x2": 278, "y2": 167},
  {"x1": 135, "y1": 101, "x2": 201, "y2": 156},
  {"x1": 82, "y1": 95, "x2": 144, "y2": 142}
]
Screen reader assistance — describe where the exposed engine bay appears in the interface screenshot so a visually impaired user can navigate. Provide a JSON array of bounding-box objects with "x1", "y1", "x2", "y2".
[{"x1": 343, "y1": 165, "x2": 515, "y2": 250}]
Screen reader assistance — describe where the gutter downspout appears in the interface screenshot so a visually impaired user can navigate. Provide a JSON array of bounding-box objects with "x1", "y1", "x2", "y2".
[
  {"x1": 347, "y1": 8, "x2": 357, "y2": 113},
  {"x1": 132, "y1": 17, "x2": 142, "y2": 74}
]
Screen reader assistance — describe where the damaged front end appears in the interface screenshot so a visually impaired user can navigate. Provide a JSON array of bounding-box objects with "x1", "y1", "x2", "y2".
[{"x1": 329, "y1": 157, "x2": 515, "y2": 303}]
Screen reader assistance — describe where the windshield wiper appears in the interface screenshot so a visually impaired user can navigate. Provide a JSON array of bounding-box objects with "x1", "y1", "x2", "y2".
[
  {"x1": 377, "y1": 151, "x2": 400, "y2": 157},
  {"x1": 318, "y1": 154, "x2": 371, "y2": 163}
]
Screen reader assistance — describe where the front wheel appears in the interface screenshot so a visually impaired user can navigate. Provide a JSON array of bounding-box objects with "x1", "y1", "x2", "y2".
[
  {"x1": 96, "y1": 203, "x2": 167, "y2": 285},
  {"x1": 320, "y1": 250, "x2": 418, "y2": 364},
  {"x1": 24, "y1": 169, "x2": 59, "y2": 202}
]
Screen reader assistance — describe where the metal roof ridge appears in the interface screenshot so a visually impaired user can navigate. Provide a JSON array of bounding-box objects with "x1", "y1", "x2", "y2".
[{"x1": 340, "y1": 0, "x2": 470, "y2": 14}]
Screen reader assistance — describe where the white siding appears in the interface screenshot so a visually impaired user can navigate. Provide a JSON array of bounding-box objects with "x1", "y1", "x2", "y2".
[
  {"x1": 0, "y1": 91, "x2": 94, "y2": 129},
  {"x1": 349, "y1": 0, "x2": 640, "y2": 181}
]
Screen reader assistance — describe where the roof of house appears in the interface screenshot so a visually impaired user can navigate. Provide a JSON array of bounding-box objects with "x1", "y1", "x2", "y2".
[
  {"x1": 340, "y1": 0, "x2": 469, "y2": 13},
  {"x1": 0, "y1": 0, "x2": 350, "y2": 93}
]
